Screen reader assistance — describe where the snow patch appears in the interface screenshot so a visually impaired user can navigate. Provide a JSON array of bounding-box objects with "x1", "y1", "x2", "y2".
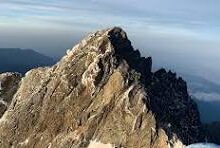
[
  {"x1": 19, "y1": 138, "x2": 29, "y2": 146},
  {"x1": 105, "y1": 39, "x2": 114, "y2": 53},
  {"x1": 123, "y1": 85, "x2": 135, "y2": 116},
  {"x1": 169, "y1": 139, "x2": 185, "y2": 148},
  {"x1": 47, "y1": 143, "x2": 52, "y2": 148},
  {"x1": 66, "y1": 49, "x2": 71, "y2": 55},
  {"x1": 137, "y1": 90, "x2": 147, "y2": 105},
  {"x1": 0, "y1": 113, "x2": 8, "y2": 124},
  {"x1": 151, "y1": 127, "x2": 156, "y2": 133},
  {"x1": 88, "y1": 140, "x2": 114, "y2": 148},
  {"x1": 0, "y1": 99, "x2": 8, "y2": 106},
  {"x1": 187, "y1": 143, "x2": 220, "y2": 148},
  {"x1": 25, "y1": 70, "x2": 32, "y2": 77},
  {"x1": 82, "y1": 56, "x2": 101, "y2": 94},
  {"x1": 0, "y1": 81, "x2": 2, "y2": 90}
]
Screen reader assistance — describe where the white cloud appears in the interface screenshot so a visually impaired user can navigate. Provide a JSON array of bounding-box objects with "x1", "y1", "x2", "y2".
[{"x1": 193, "y1": 92, "x2": 220, "y2": 102}]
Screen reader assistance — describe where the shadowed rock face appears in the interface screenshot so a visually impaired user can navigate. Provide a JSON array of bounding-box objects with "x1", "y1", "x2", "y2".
[
  {"x1": 203, "y1": 122, "x2": 220, "y2": 145},
  {"x1": 0, "y1": 72, "x2": 21, "y2": 117},
  {"x1": 148, "y1": 69, "x2": 204, "y2": 144},
  {"x1": 0, "y1": 27, "x2": 203, "y2": 148}
]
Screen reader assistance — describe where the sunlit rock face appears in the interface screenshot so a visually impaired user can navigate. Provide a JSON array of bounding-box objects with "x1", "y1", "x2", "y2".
[
  {"x1": 0, "y1": 72, "x2": 21, "y2": 117},
  {"x1": 0, "y1": 27, "x2": 203, "y2": 148}
]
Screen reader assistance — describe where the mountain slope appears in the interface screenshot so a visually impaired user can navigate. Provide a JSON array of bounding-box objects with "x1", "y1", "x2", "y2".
[
  {"x1": 0, "y1": 27, "x2": 204, "y2": 148},
  {"x1": 0, "y1": 48, "x2": 55, "y2": 74}
]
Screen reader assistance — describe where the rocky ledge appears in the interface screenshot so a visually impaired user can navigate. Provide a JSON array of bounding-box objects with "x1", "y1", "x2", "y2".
[
  {"x1": 0, "y1": 27, "x2": 204, "y2": 148},
  {"x1": 0, "y1": 72, "x2": 21, "y2": 117}
]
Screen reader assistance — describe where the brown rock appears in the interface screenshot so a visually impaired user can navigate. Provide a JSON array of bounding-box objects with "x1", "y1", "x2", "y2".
[{"x1": 0, "y1": 27, "x2": 203, "y2": 148}]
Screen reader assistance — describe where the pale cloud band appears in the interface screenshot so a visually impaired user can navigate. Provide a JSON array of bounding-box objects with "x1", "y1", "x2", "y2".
[{"x1": 1, "y1": 0, "x2": 220, "y2": 37}]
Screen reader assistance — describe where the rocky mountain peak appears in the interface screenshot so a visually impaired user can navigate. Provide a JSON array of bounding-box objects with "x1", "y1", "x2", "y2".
[{"x1": 0, "y1": 27, "x2": 204, "y2": 148}]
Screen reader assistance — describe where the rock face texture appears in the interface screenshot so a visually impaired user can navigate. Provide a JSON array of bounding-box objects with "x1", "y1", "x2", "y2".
[
  {"x1": 148, "y1": 69, "x2": 203, "y2": 145},
  {"x1": 0, "y1": 27, "x2": 204, "y2": 148},
  {"x1": 0, "y1": 72, "x2": 21, "y2": 117}
]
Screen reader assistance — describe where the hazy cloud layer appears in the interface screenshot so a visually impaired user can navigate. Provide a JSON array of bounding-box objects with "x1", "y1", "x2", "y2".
[{"x1": 193, "y1": 92, "x2": 220, "y2": 102}]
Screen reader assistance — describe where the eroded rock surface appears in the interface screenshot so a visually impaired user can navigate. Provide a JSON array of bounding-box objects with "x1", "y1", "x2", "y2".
[
  {"x1": 0, "y1": 72, "x2": 21, "y2": 117},
  {"x1": 0, "y1": 27, "x2": 203, "y2": 148}
]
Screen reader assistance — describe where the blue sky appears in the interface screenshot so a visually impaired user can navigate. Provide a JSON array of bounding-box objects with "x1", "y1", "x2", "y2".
[
  {"x1": 1, "y1": 0, "x2": 220, "y2": 82},
  {"x1": 1, "y1": 0, "x2": 220, "y2": 36}
]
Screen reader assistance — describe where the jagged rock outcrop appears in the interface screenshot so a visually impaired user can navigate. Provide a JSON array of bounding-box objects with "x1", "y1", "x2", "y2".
[
  {"x1": 148, "y1": 69, "x2": 204, "y2": 144},
  {"x1": 0, "y1": 72, "x2": 21, "y2": 117},
  {"x1": 0, "y1": 27, "x2": 203, "y2": 148}
]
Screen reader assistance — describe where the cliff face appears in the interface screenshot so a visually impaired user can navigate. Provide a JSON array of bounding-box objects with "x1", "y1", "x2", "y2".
[
  {"x1": 148, "y1": 69, "x2": 203, "y2": 144},
  {"x1": 0, "y1": 72, "x2": 21, "y2": 117},
  {"x1": 0, "y1": 27, "x2": 203, "y2": 148}
]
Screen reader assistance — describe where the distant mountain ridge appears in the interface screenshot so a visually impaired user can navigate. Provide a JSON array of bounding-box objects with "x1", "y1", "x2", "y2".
[
  {"x1": 182, "y1": 74, "x2": 220, "y2": 95},
  {"x1": 0, "y1": 48, "x2": 56, "y2": 74}
]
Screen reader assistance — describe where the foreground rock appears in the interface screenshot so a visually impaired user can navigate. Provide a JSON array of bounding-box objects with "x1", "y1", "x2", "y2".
[
  {"x1": 0, "y1": 27, "x2": 204, "y2": 147},
  {"x1": 0, "y1": 72, "x2": 21, "y2": 117}
]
